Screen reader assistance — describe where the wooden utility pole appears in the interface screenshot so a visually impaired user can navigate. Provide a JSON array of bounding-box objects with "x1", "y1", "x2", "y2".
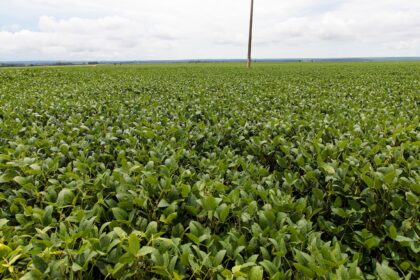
[{"x1": 247, "y1": 0, "x2": 254, "y2": 69}]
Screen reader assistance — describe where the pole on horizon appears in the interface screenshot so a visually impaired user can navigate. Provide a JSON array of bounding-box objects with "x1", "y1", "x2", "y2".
[{"x1": 247, "y1": 0, "x2": 254, "y2": 69}]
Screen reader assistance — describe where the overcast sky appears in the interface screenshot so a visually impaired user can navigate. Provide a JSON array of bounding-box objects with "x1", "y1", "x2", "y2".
[{"x1": 0, "y1": 0, "x2": 419, "y2": 61}]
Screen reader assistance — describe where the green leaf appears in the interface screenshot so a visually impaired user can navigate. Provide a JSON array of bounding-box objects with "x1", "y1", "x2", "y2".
[
  {"x1": 32, "y1": 256, "x2": 48, "y2": 272},
  {"x1": 409, "y1": 183, "x2": 420, "y2": 194},
  {"x1": 158, "y1": 199, "x2": 170, "y2": 208},
  {"x1": 160, "y1": 212, "x2": 177, "y2": 224},
  {"x1": 172, "y1": 271, "x2": 184, "y2": 280},
  {"x1": 202, "y1": 196, "x2": 218, "y2": 211},
  {"x1": 42, "y1": 205, "x2": 53, "y2": 226},
  {"x1": 181, "y1": 184, "x2": 191, "y2": 197},
  {"x1": 0, "y1": 244, "x2": 12, "y2": 258},
  {"x1": 111, "y1": 262, "x2": 126, "y2": 278},
  {"x1": 128, "y1": 233, "x2": 140, "y2": 256},
  {"x1": 0, "y1": 218, "x2": 9, "y2": 227},
  {"x1": 138, "y1": 246, "x2": 155, "y2": 257},
  {"x1": 0, "y1": 174, "x2": 13, "y2": 183},
  {"x1": 20, "y1": 270, "x2": 44, "y2": 280},
  {"x1": 72, "y1": 262, "x2": 83, "y2": 272},
  {"x1": 146, "y1": 221, "x2": 158, "y2": 235},
  {"x1": 119, "y1": 252, "x2": 135, "y2": 264},
  {"x1": 56, "y1": 188, "x2": 75, "y2": 206},
  {"x1": 186, "y1": 233, "x2": 200, "y2": 244},
  {"x1": 384, "y1": 169, "x2": 396, "y2": 185},
  {"x1": 13, "y1": 176, "x2": 29, "y2": 186},
  {"x1": 365, "y1": 236, "x2": 381, "y2": 249},
  {"x1": 249, "y1": 266, "x2": 264, "y2": 280},
  {"x1": 259, "y1": 260, "x2": 278, "y2": 276},
  {"x1": 294, "y1": 263, "x2": 316, "y2": 277},
  {"x1": 112, "y1": 207, "x2": 128, "y2": 220},
  {"x1": 376, "y1": 262, "x2": 400, "y2": 280},
  {"x1": 388, "y1": 225, "x2": 397, "y2": 240},
  {"x1": 219, "y1": 205, "x2": 230, "y2": 222},
  {"x1": 405, "y1": 192, "x2": 418, "y2": 205},
  {"x1": 29, "y1": 163, "x2": 41, "y2": 170},
  {"x1": 361, "y1": 174, "x2": 374, "y2": 188},
  {"x1": 113, "y1": 227, "x2": 127, "y2": 238},
  {"x1": 213, "y1": 249, "x2": 226, "y2": 266},
  {"x1": 322, "y1": 164, "x2": 335, "y2": 174}
]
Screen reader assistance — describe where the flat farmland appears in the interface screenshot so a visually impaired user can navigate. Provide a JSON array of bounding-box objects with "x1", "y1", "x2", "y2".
[{"x1": 0, "y1": 62, "x2": 419, "y2": 279}]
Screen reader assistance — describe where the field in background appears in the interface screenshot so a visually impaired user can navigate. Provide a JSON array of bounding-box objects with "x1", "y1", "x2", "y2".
[{"x1": 0, "y1": 62, "x2": 419, "y2": 279}]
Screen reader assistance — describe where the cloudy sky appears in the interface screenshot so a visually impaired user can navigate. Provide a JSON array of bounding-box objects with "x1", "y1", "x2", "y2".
[{"x1": 0, "y1": 0, "x2": 419, "y2": 61}]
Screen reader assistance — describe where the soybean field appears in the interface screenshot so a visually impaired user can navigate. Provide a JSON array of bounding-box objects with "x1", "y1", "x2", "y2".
[{"x1": 0, "y1": 62, "x2": 419, "y2": 279}]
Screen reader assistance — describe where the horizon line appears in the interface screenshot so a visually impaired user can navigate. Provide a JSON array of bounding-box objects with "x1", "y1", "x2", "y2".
[{"x1": 1, "y1": 56, "x2": 420, "y2": 65}]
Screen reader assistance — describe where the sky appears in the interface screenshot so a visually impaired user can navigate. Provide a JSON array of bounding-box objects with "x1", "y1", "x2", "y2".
[{"x1": 0, "y1": 0, "x2": 419, "y2": 61}]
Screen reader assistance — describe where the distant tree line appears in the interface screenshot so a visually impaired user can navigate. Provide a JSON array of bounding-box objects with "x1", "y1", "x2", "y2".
[
  {"x1": 0, "y1": 62, "x2": 100, "y2": 67},
  {"x1": 0, "y1": 63, "x2": 22, "y2": 67}
]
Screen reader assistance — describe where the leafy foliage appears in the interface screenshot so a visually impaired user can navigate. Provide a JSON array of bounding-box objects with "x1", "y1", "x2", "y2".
[{"x1": 0, "y1": 63, "x2": 419, "y2": 279}]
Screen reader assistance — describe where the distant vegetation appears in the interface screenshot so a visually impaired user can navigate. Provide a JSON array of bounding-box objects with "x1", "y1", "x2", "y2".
[
  {"x1": 0, "y1": 63, "x2": 419, "y2": 279},
  {"x1": 1, "y1": 57, "x2": 420, "y2": 67}
]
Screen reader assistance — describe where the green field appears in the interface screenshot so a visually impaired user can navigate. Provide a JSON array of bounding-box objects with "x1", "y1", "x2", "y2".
[{"x1": 0, "y1": 63, "x2": 419, "y2": 279}]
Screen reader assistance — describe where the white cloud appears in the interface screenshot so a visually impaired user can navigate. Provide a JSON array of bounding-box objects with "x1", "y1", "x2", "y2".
[
  {"x1": 0, "y1": 0, "x2": 419, "y2": 60},
  {"x1": 0, "y1": 15, "x2": 181, "y2": 60}
]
